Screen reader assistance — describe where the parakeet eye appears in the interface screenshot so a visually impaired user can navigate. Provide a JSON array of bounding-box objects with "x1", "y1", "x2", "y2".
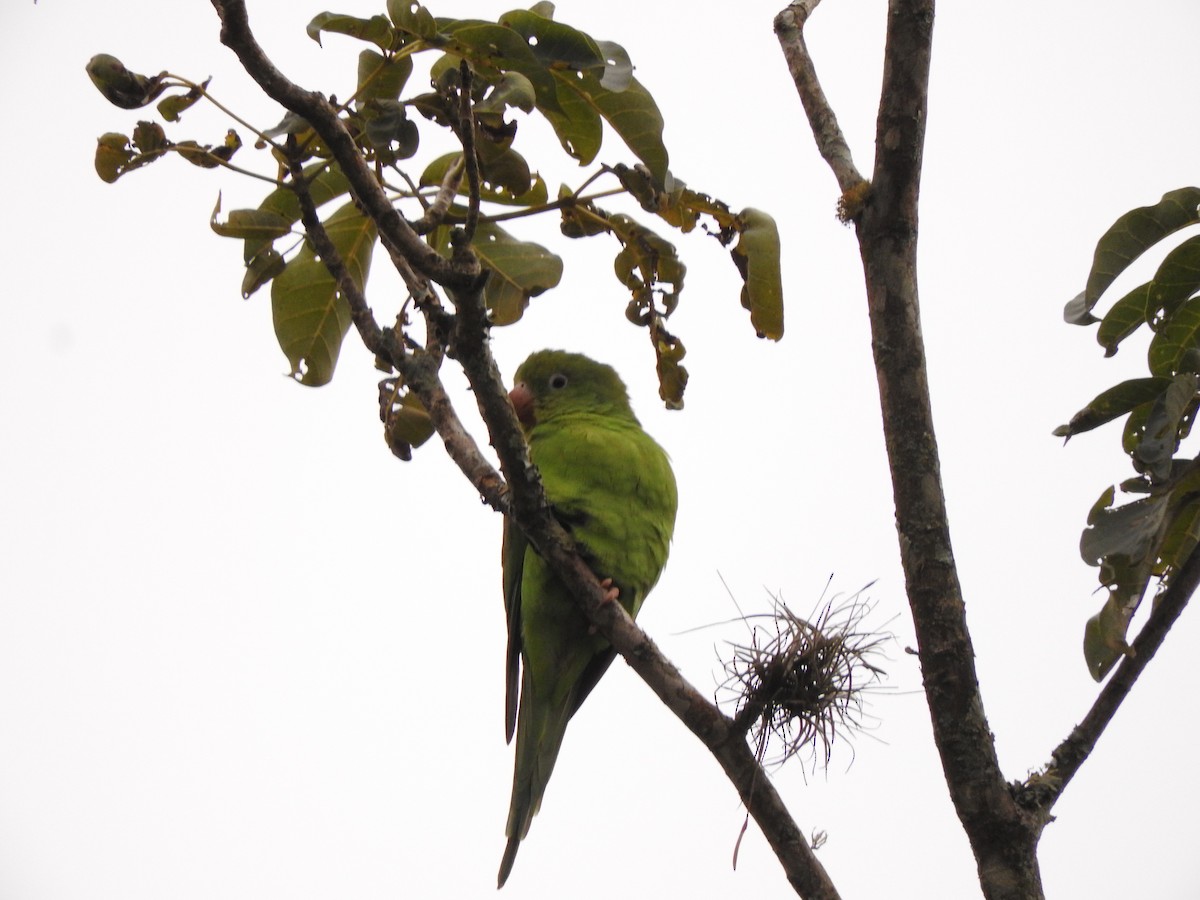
[{"x1": 548, "y1": 373, "x2": 568, "y2": 390}]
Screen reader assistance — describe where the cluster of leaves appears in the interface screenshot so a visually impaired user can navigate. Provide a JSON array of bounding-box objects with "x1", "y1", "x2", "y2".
[
  {"x1": 1058, "y1": 187, "x2": 1200, "y2": 679},
  {"x1": 88, "y1": 2, "x2": 784, "y2": 409}
]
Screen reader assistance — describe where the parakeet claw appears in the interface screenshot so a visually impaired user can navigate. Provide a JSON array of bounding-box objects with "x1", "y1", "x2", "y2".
[{"x1": 586, "y1": 580, "x2": 622, "y2": 635}]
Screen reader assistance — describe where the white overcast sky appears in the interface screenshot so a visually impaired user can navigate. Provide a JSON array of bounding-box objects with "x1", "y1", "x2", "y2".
[{"x1": 3, "y1": 1, "x2": 1200, "y2": 898}]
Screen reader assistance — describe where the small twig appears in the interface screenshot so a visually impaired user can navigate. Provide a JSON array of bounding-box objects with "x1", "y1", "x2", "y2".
[
  {"x1": 164, "y1": 75, "x2": 289, "y2": 151},
  {"x1": 410, "y1": 154, "x2": 466, "y2": 235},
  {"x1": 456, "y1": 60, "x2": 481, "y2": 243},
  {"x1": 483, "y1": 187, "x2": 627, "y2": 225},
  {"x1": 187, "y1": 148, "x2": 284, "y2": 186}
]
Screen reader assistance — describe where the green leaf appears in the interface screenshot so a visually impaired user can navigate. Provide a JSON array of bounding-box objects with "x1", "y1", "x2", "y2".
[
  {"x1": 86, "y1": 54, "x2": 168, "y2": 109},
  {"x1": 1148, "y1": 295, "x2": 1200, "y2": 376},
  {"x1": 1083, "y1": 594, "x2": 1135, "y2": 681},
  {"x1": 357, "y1": 49, "x2": 413, "y2": 104},
  {"x1": 471, "y1": 221, "x2": 563, "y2": 325},
  {"x1": 1096, "y1": 282, "x2": 1152, "y2": 356},
  {"x1": 541, "y1": 77, "x2": 603, "y2": 166},
  {"x1": 475, "y1": 71, "x2": 537, "y2": 116},
  {"x1": 1147, "y1": 234, "x2": 1200, "y2": 324},
  {"x1": 549, "y1": 70, "x2": 668, "y2": 183},
  {"x1": 271, "y1": 202, "x2": 377, "y2": 386},
  {"x1": 497, "y1": 9, "x2": 606, "y2": 72},
  {"x1": 654, "y1": 331, "x2": 688, "y2": 410},
  {"x1": 174, "y1": 137, "x2": 233, "y2": 169},
  {"x1": 210, "y1": 195, "x2": 292, "y2": 243},
  {"x1": 361, "y1": 99, "x2": 420, "y2": 160},
  {"x1": 306, "y1": 12, "x2": 395, "y2": 50},
  {"x1": 609, "y1": 213, "x2": 685, "y2": 313},
  {"x1": 730, "y1": 208, "x2": 785, "y2": 340},
  {"x1": 1065, "y1": 187, "x2": 1200, "y2": 325},
  {"x1": 1080, "y1": 490, "x2": 1168, "y2": 566},
  {"x1": 94, "y1": 133, "x2": 135, "y2": 183},
  {"x1": 237, "y1": 165, "x2": 350, "y2": 261},
  {"x1": 474, "y1": 139, "x2": 534, "y2": 197},
  {"x1": 588, "y1": 76, "x2": 668, "y2": 184},
  {"x1": 157, "y1": 79, "x2": 209, "y2": 123},
  {"x1": 1122, "y1": 403, "x2": 1153, "y2": 457},
  {"x1": 596, "y1": 40, "x2": 633, "y2": 92},
  {"x1": 387, "y1": 0, "x2": 438, "y2": 40},
  {"x1": 1053, "y1": 376, "x2": 1173, "y2": 439},
  {"x1": 241, "y1": 249, "x2": 286, "y2": 299},
  {"x1": 1133, "y1": 373, "x2": 1199, "y2": 480},
  {"x1": 438, "y1": 21, "x2": 541, "y2": 73},
  {"x1": 1078, "y1": 486, "x2": 1166, "y2": 680},
  {"x1": 132, "y1": 120, "x2": 168, "y2": 155},
  {"x1": 93, "y1": 123, "x2": 171, "y2": 183},
  {"x1": 384, "y1": 390, "x2": 436, "y2": 459},
  {"x1": 259, "y1": 164, "x2": 351, "y2": 223},
  {"x1": 1157, "y1": 495, "x2": 1200, "y2": 580},
  {"x1": 420, "y1": 153, "x2": 548, "y2": 206}
]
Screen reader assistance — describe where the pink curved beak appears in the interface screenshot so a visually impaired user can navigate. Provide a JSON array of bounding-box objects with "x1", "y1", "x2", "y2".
[{"x1": 509, "y1": 382, "x2": 535, "y2": 428}]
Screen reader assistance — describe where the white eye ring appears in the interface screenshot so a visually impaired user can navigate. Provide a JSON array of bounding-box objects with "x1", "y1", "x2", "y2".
[{"x1": 549, "y1": 373, "x2": 568, "y2": 390}]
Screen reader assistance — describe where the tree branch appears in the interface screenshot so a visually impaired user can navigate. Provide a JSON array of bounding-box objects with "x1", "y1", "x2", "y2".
[
  {"x1": 773, "y1": 1, "x2": 867, "y2": 197},
  {"x1": 409, "y1": 155, "x2": 466, "y2": 235},
  {"x1": 865, "y1": 4, "x2": 1048, "y2": 897},
  {"x1": 455, "y1": 60, "x2": 481, "y2": 244},
  {"x1": 783, "y1": 1, "x2": 1046, "y2": 896}
]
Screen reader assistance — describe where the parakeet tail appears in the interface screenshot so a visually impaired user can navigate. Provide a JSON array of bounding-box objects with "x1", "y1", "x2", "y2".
[
  {"x1": 496, "y1": 670, "x2": 574, "y2": 888},
  {"x1": 497, "y1": 837, "x2": 520, "y2": 889}
]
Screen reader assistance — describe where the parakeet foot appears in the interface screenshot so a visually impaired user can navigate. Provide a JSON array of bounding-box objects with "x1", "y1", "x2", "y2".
[{"x1": 585, "y1": 579, "x2": 623, "y2": 634}]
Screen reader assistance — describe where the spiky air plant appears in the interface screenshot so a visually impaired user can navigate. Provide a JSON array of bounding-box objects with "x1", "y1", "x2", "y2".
[{"x1": 721, "y1": 583, "x2": 889, "y2": 772}]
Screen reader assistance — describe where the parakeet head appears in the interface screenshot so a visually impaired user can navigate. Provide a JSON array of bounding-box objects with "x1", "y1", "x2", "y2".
[{"x1": 509, "y1": 350, "x2": 638, "y2": 428}]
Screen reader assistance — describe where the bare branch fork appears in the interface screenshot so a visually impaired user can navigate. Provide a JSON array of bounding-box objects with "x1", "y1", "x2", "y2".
[
  {"x1": 776, "y1": 2, "x2": 1192, "y2": 897},
  {"x1": 208, "y1": 1, "x2": 838, "y2": 895}
]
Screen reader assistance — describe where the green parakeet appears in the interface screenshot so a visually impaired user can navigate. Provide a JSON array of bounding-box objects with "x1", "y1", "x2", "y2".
[{"x1": 497, "y1": 350, "x2": 678, "y2": 887}]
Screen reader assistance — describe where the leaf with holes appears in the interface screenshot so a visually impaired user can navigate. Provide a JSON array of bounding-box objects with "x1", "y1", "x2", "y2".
[
  {"x1": 1149, "y1": 295, "x2": 1200, "y2": 376},
  {"x1": 1078, "y1": 487, "x2": 1166, "y2": 679},
  {"x1": 1146, "y1": 234, "x2": 1200, "y2": 325},
  {"x1": 271, "y1": 202, "x2": 376, "y2": 386},
  {"x1": 386, "y1": 0, "x2": 438, "y2": 40},
  {"x1": 1133, "y1": 373, "x2": 1199, "y2": 480},
  {"x1": 420, "y1": 153, "x2": 547, "y2": 207},
  {"x1": 470, "y1": 222, "x2": 563, "y2": 325}
]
